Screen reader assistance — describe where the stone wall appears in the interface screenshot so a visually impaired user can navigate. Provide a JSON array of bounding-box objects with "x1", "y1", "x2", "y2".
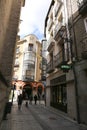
[
  {"x1": 0, "y1": 0, "x2": 23, "y2": 125},
  {"x1": 67, "y1": 0, "x2": 87, "y2": 125}
]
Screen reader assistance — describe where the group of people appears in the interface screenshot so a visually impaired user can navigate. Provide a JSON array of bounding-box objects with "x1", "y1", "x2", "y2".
[{"x1": 17, "y1": 94, "x2": 38, "y2": 110}]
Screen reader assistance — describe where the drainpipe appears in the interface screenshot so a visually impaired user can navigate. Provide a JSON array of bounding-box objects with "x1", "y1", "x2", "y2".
[
  {"x1": 69, "y1": 0, "x2": 80, "y2": 123},
  {"x1": 72, "y1": 63, "x2": 80, "y2": 123},
  {"x1": 64, "y1": 0, "x2": 80, "y2": 123}
]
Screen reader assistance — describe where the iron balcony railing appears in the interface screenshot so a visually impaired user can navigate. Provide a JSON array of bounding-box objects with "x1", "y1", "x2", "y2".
[
  {"x1": 54, "y1": 22, "x2": 65, "y2": 41},
  {"x1": 47, "y1": 37, "x2": 55, "y2": 52},
  {"x1": 47, "y1": 48, "x2": 69, "y2": 73},
  {"x1": 55, "y1": 50, "x2": 64, "y2": 67},
  {"x1": 46, "y1": 59, "x2": 55, "y2": 73},
  {"x1": 55, "y1": 49, "x2": 69, "y2": 68}
]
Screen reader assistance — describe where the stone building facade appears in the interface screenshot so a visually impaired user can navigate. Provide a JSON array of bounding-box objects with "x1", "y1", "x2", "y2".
[
  {"x1": 44, "y1": 0, "x2": 87, "y2": 125},
  {"x1": 44, "y1": 0, "x2": 69, "y2": 114},
  {"x1": 12, "y1": 34, "x2": 44, "y2": 101},
  {"x1": 0, "y1": 0, "x2": 25, "y2": 123},
  {"x1": 66, "y1": 0, "x2": 87, "y2": 124}
]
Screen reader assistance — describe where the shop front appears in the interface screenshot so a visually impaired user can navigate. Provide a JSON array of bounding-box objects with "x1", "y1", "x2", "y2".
[{"x1": 50, "y1": 75, "x2": 67, "y2": 113}]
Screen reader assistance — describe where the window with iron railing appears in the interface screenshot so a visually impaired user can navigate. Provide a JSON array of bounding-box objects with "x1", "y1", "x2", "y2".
[
  {"x1": 55, "y1": 47, "x2": 69, "y2": 68},
  {"x1": 46, "y1": 59, "x2": 55, "y2": 73}
]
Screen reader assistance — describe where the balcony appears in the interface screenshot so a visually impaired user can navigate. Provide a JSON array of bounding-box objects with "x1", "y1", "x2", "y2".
[
  {"x1": 55, "y1": 49, "x2": 68, "y2": 68},
  {"x1": 22, "y1": 75, "x2": 34, "y2": 82},
  {"x1": 47, "y1": 60, "x2": 55, "y2": 73},
  {"x1": 78, "y1": 0, "x2": 87, "y2": 15},
  {"x1": 47, "y1": 38, "x2": 55, "y2": 52},
  {"x1": 81, "y1": 35, "x2": 87, "y2": 59},
  {"x1": 54, "y1": 22, "x2": 65, "y2": 41}
]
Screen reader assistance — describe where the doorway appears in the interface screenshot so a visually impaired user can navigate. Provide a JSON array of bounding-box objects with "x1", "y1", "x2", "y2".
[{"x1": 23, "y1": 84, "x2": 32, "y2": 100}]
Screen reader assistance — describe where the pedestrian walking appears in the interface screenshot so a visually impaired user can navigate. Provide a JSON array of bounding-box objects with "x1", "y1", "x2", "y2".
[
  {"x1": 17, "y1": 94, "x2": 23, "y2": 110},
  {"x1": 34, "y1": 95, "x2": 37, "y2": 105},
  {"x1": 25, "y1": 93, "x2": 28, "y2": 107}
]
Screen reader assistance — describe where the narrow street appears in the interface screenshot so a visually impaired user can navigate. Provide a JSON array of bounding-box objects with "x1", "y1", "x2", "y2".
[{"x1": 0, "y1": 101, "x2": 87, "y2": 130}]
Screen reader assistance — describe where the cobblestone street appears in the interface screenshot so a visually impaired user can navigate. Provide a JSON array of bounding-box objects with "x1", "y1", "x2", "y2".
[{"x1": 0, "y1": 101, "x2": 87, "y2": 130}]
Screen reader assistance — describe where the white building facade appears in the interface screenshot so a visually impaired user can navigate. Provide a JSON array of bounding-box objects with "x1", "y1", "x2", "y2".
[
  {"x1": 45, "y1": 0, "x2": 70, "y2": 113},
  {"x1": 44, "y1": 0, "x2": 87, "y2": 124}
]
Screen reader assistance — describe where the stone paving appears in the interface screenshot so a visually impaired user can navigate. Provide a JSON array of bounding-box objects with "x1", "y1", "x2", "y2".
[{"x1": 0, "y1": 101, "x2": 87, "y2": 130}]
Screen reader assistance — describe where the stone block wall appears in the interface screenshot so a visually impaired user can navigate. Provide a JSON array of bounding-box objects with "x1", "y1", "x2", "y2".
[
  {"x1": 67, "y1": 0, "x2": 87, "y2": 125},
  {"x1": 0, "y1": 0, "x2": 23, "y2": 125}
]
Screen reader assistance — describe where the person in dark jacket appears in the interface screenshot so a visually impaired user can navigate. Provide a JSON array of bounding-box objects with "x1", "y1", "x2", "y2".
[
  {"x1": 34, "y1": 95, "x2": 37, "y2": 105},
  {"x1": 17, "y1": 94, "x2": 23, "y2": 110}
]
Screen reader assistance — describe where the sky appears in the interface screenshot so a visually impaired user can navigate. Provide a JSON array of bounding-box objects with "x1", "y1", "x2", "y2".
[{"x1": 18, "y1": 0, "x2": 51, "y2": 40}]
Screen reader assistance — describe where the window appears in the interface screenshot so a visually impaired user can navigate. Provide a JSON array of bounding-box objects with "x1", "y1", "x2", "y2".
[
  {"x1": 28, "y1": 44, "x2": 33, "y2": 51},
  {"x1": 84, "y1": 17, "x2": 87, "y2": 33},
  {"x1": 52, "y1": 85, "x2": 67, "y2": 104}
]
